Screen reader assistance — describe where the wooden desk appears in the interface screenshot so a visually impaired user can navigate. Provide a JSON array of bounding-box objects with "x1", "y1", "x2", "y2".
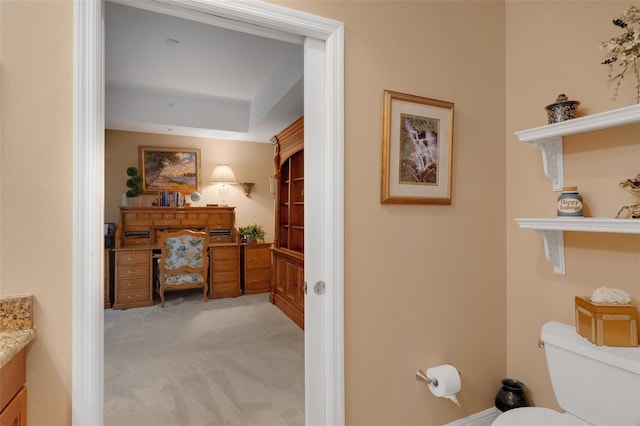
[
  {"x1": 111, "y1": 206, "x2": 242, "y2": 309},
  {"x1": 115, "y1": 206, "x2": 237, "y2": 248},
  {"x1": 112, "y1": 243, "x2": 242, "y2": 309}
]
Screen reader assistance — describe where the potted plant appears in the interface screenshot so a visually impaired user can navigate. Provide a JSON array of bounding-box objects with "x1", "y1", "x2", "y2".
[
  {"x1": 125, "y1": 166, "x2": 144, "y2": 205},
  {"x1": 239, "y1": 223, "x2": 265, "y2": 243}
]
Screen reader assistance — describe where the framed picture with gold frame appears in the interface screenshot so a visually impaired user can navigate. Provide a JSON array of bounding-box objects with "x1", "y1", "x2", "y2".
[
  {"x1": 139, "y1": 146, "x2": 201, "y2": 193},
  {"x1": 381, "y1": 90, "x2": 454, "y2": 204}
]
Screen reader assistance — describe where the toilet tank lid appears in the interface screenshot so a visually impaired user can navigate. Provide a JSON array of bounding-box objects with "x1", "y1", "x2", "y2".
[{"x1": 541, "y1": 321, "x2": 640, "y2": 374}]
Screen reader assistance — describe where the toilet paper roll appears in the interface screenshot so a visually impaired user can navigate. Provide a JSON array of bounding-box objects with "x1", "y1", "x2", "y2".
[{"x1": 426, "y1": 364, "x2": 461, "y2": 406}]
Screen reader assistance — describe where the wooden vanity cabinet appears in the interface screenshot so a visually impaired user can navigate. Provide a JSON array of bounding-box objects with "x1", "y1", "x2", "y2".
[
  {"x1": 0, "y1": 348, "x2": 27, "y2": 426},
  {"x1": 271, "y1": 116, "x2": 305, "y2": 328},
  {"x1": 0, "y1": 388, "x2": 26, "y2": 426}
]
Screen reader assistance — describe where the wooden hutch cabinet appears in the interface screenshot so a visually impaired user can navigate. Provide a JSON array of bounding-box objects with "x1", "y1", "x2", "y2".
[{"x1": 271, "y1": 116, "x2": 304, "y2": 329}]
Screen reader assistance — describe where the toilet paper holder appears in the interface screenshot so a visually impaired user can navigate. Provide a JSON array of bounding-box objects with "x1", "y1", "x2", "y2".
[{"x1": 415, "y1": 369, "x2": 438, "y2": 386}]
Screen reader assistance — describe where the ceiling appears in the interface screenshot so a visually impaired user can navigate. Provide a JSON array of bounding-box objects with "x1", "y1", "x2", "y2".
[{"x1": 105, "y1": 1, "x2": 304, "y2": 143}]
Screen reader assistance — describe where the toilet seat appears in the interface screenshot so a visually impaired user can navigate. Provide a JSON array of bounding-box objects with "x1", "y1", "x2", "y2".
[{"x1": 492, "y1": 407, "x2": 589, "y2": 425}]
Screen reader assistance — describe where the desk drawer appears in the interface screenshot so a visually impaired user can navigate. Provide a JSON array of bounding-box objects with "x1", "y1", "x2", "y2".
[
  {"x1": 117, "y1": 265, "x2": 149, "y2": 278},
  {"x1": 116, "y1": 277, "x2": 148, "y2": 291},
  {"x1": 207, "y1": 213, "x2": 232, "y2": 227},
  {"x1": 117, "y1": 288, "x2": 151, "y2": 304},
  {"x1": 211, "y1": 282, "x2": 240, "y2": 294},
  {"x1": 124, "y1": 225, "x2": 150, "y2": 233},
  {"x1": 181, "y1": 219, "x2": 207, "y2": 226},
  {"x1": 211, "y1": 259, "x2": 237, "y2": 271},
  {"x1": 246, "y1": 269, "x2": 270, "y2": 284},
  {"x1": 123, "y1": 238, "x2": 151, "y2": 247},
  {"x1": 117, "y1": 252, "x2": 150, "y2": 265},
  {"x1": 154, "y1": 219, "x2": 180, "y2": 226},
  {"x1": 212, "y1": 270, "x2": 238, "y2": 283},
  {"x1": 211, "y1": 247, "x2": 238, "y2": 260},
  {"x1": 246, "y1": 253, "x2": 271, "y2": 269}
]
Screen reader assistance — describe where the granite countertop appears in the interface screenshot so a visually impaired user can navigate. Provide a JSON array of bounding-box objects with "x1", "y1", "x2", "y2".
[{"x1": 0, "y1": 295, "x2": 36, "y2": 368}]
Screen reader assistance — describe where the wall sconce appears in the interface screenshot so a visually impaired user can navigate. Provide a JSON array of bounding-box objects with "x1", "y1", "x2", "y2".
[
  {"x1": 241, "y1": 182, "x2": 255, "y2": 196},
  {"x1": 210, "y1": 164, "x2": 237, "y2": 206}
]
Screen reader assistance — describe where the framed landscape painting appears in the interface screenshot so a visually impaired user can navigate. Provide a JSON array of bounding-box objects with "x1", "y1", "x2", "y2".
[
  {"x1": 139, "y1": 146, "x2": 201, "y2": 193},
  {"x1": 381, "y1": 90, "x2": 454, "y2": 204}
]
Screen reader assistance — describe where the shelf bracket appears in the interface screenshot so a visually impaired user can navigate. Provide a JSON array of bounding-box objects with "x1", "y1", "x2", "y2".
[
  {"x1": 532, "y1": 136, "x2": 563, "y2": 191},
  {"x1": 535, "y1": 229, "x2": 565, "y2": 275}
]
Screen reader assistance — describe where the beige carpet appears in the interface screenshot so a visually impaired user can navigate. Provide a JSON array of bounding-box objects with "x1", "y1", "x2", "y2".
[{"x1": 104, "y1": 290, "x2": 304, "y2": 426}]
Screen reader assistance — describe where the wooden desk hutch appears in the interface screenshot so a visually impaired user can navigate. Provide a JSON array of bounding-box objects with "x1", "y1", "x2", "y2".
[
  {"x1": 112, "y1": 206, "x2": 241, "y2": 309},
  {"x1": 271, "y1": 116, "x2": 305, "y2": 329}
]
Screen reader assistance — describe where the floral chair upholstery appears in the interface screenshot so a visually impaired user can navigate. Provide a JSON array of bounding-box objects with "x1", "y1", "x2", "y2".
[{"x1": 157, "y1": 229, "x2": 209, "y2": 307}]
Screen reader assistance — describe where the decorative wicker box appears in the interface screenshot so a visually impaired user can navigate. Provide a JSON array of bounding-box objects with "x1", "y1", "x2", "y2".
[{"x1": 575, "y1": 296, "x2": 638, "y2": 347}]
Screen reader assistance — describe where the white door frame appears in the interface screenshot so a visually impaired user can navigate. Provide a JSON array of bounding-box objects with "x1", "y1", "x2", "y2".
[{"x1": 72, "y1": 1, "x2": 344, "y2": 425}]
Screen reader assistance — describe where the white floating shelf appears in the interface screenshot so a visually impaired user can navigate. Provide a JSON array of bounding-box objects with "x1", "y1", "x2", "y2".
[
  {"x1": 515, "y1": 217, "x2": 640, "y2": 233},
  {"x1": 515, "y1": 104, "x2": 640, "y2": 191},
  {"x1": 515, "y1": 218, "x2": 640, "y2": 275}
]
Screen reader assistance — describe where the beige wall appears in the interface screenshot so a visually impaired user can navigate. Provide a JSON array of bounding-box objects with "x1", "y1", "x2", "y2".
[
  {"x1": 8, "y1": 1, "x2": 635, "y2": 426},
  {"x1": 0, "y1": 1, "x2": 74, "y2": 424},
  {"x1": 105, "y1": 130, "x2": 276, "y2": 242},
  {"x1": 2, "y1": 1, "x2": 508, "y2": 425},
  {"x1": 277, "y1": 1, "x2": 507, "y2": 424},
  {"x1": 505, "y1": 1, "x2": 640, "y2": 411}
]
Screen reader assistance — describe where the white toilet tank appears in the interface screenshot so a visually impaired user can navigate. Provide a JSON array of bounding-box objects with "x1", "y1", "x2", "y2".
[{"x1": 541, "y1": 321, "x2": 640, "y2": 425}]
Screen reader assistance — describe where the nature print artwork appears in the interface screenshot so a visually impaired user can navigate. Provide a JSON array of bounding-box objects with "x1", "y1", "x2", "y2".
[
  {"x1": 381, "y1": 90, "x2": 454, "y2": 204},
  {"x1": 139, "y1": 146, "x2": 201, "y2": 193},
  {"x1": 400, "y1": 113, "x2": 439, "y2": 185}
]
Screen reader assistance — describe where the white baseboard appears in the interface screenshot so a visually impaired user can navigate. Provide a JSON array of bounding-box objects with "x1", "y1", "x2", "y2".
[{"x1": 444, "y1": 407, "x2": 499, "y2": 426}]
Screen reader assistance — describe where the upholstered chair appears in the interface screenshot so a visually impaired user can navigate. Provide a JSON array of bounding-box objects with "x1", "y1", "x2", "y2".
[{"x1": 157, "y1": 229, "x2": 209, "y2": 307}]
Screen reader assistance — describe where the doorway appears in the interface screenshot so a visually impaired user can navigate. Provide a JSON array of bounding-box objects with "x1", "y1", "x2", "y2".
[{"x1": 72, "y1": 1, "x2": 344, "y2": 425}]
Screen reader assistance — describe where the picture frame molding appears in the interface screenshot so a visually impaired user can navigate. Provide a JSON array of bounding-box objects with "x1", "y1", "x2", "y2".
[
  {"x1": 139, "y1": 145, "x2": 201, "y2": 193},
  {"x1": 381, "y1": 90, "x2": 454, "y2": 204}
]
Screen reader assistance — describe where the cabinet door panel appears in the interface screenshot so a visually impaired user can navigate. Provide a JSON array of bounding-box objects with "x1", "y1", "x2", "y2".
[
  {"x1": 0, "y1": 387, "x2": 27, "y2": 426},
  {"x1": 275, "y1": 257, "x2": 287, "y2": 294},
  {"x1": 284, "y1": 262, "x2": 298, "y2": 304},
  {"x1": 295, "y1": 265, "x2": 304, "y2": 311}
]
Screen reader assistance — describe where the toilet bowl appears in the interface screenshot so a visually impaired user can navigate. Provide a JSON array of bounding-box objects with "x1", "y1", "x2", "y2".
[
  {"x1": 492, "y1": 321, "x2": 640, "y2": 426},
  {"x1": 492, "y1": 407, "x2": 587, "y2": 425}
]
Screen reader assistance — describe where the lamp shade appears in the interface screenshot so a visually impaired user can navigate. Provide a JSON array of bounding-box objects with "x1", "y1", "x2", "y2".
[{"x1": 210, "y1": 164, "x2": 237, "y2": 184}]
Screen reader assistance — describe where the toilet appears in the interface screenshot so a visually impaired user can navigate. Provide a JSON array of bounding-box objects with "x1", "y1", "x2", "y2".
[{"x1": 492, "y1": 321, "x2": 640, "y2": 426}]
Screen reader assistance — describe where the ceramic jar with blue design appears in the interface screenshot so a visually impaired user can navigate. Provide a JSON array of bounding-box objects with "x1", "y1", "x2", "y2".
[{"x1": 557, "y1": 186, "x2": 583, "y2": 217}]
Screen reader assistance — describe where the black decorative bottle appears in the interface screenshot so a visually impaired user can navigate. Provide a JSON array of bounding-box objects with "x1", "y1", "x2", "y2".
[{"x1": 495, "y1": 379, "x2": 531, "y2": 412}]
